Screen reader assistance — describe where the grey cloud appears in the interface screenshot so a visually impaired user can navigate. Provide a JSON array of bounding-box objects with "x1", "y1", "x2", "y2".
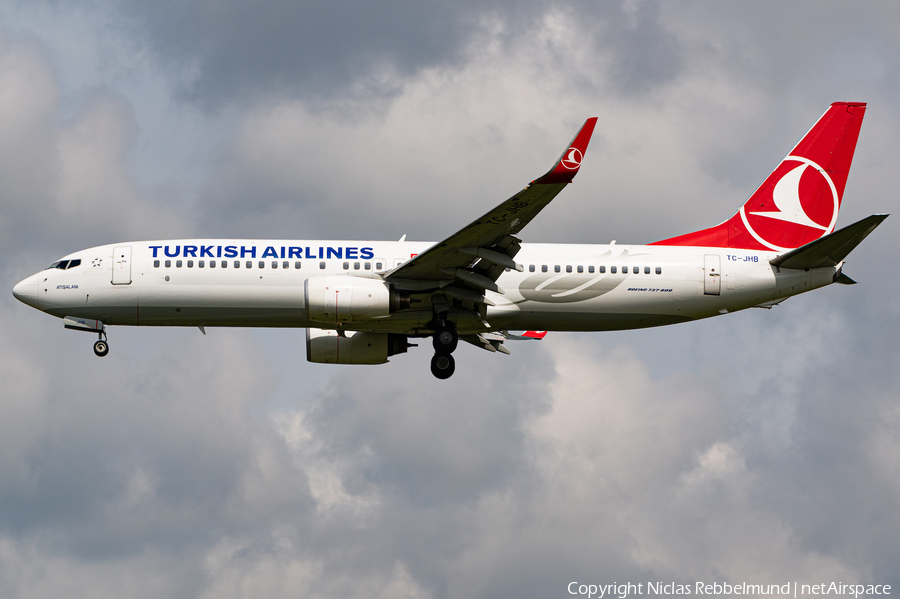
[
  {"x1": 2, "y1": 1, "x2": 900, "y2": 597},
  {"x1": 0, "y1": 36, "x2": 192, "y2": 264},
  {"x1": 107, "y1": 0, "x2": 682, "y2": 110}
]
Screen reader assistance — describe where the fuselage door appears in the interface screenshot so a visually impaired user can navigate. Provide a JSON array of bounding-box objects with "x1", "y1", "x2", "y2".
[
  {"x1": 112, "y1": 246, "x2": 132, "y2": 285},
  {"x1": 704, "y1": 254, "x2": 721, "y2": 295}
]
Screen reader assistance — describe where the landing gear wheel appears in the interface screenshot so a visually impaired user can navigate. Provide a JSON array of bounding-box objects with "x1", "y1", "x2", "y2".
[
  {"x1": 93, "y1": 339, "x2": 109, "y2": 357},
  {"x1": 430, "y1": 353, "x2": 455, "y2": 379},
  {"x1": 432, "y1": 325, "x2": 458, "y2": 354}
]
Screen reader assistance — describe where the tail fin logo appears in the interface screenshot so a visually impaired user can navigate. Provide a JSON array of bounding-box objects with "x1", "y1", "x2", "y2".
[
  {"x1": 739, "y1": 156, "x2": 840, "y2": 251},
  {"x1": 560, "y1": 147, "x2": 583, "y2": 170}
]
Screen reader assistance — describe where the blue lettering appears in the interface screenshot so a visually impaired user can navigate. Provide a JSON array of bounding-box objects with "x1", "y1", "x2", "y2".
[
  {"x1": 164, "y1": 245, "x2": 180, "y2": 258},
  {"x1": 224, "y1": 246, "x2": 238, "y2": 258},
  {"x1": 327, "y1": 247, "x2": 342, "y2": 259},
  {"x1": 280, "y1": 247, "x2": 285, "y2": 259},
  {"x1": 150, "y1": 245, "x2": 162, "y2": 258},
  {"x1": 200, "y1": 245, "x2": 214, "y2": 258},
  {"x1": 183, "y1": 245, "x2": 198, "y2": 257},
  {"x1": 262, "y1": 246, "x2": 278, "y2": 258},
  {"x1": 360, "y1": 247, "x2": 374, "y2": 260},
  {"x1": 289, "y1": 247, "x2": 302, "y2": 259},
  {"x1": 305, "y1": 247, "x2": 316, "y2": 259},
  {"x1": 346, "y1": 247, "x2": 358, "y2": 259},
  {"x1": 240, "y1": 246, "x2": 256, "y2": 258},
  {"x1": 217, "y1": 246, "x2": 222, "y2": 258},
  {"x1": 318, "y1": 247, "x2": 324, "y2": 259}
]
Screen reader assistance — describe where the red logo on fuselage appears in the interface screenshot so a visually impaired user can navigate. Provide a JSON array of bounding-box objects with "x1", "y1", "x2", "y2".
[{"x1": 740, "y1": 156, "x2": 839, "y2": 251}]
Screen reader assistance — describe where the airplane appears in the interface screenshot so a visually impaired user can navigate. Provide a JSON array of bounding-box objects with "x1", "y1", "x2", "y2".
[{"x1": 12, "y1": 102, "x2": 887, "y2": 379}]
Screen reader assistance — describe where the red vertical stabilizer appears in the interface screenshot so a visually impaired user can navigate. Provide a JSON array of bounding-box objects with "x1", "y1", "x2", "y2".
[{"x1": 651, "y1": 102, "x2": 866, "y2": 251}]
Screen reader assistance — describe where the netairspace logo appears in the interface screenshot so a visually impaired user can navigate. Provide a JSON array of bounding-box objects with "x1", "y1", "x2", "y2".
[{"x1": 566, "y1": 582, "x2": 892, "y2": 599}]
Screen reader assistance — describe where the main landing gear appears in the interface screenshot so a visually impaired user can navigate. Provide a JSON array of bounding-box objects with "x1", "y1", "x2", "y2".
[{"x1": 430, "y1": 323, "x2": 458, "y2": 380}]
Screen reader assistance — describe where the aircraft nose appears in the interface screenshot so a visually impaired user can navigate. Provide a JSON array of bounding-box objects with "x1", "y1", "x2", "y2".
[{"x1": 12, "y1": 275, "x2": 40, "y2": 309}]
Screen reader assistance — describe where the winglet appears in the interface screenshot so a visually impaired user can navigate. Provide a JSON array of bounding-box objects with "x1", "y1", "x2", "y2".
[
  {"x1": 522, "y1": 330, "x2": 547, "y2": 339},
  {"x1": 506, "y1": 330, "x2": 547, "y2": 340},
  {"x1": 535, "y1": 117, "x2": 598, "y2": 185}
]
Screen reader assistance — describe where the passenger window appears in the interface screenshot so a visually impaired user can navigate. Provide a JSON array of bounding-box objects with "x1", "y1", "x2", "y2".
[
  {"x1": 294, "y1": 261, "x2": 302, "y2": 269},
  {"x1": 656, "y1": 267, "x2": 662, "y2": 275},
  {"x1": 529, "y1": 264, "x2": 535, "y2": 272},
  {"x1": 165, "y1": 260, "x2": 171, "y2": 268},
  {"x1": 343, "y1": 262, "x2": 349, "y2": 270},
  {"x1": 319, "y1": 262, "x2": 326, "y2": 269},
  {"x1": 542, "y1": 265, "x2": 548, "y2": 273},
  {"x1": 554, "y1": 265, "x2": 561, "y2": 273},
  {"x1": 154, "y1": 260, "x2": 160, "y2": 268},
  {"x1": 259, "y1": 261, "x2": 265, "y2": 269},
  {"x1": 599, "y1": 266, "x2": 605, "y2": 273},
  {"x1": 610, "y1": 266, "x2": 616, "y2": 274},
  {"x1": 221, "y1": 261, "x2": 227, "y2": 268},
  {"x1": 282, "y1": 261, "x2": 289, "y2": 269},
  {"x1": 376, "y1": 262, "x2": 383, "y2": 270},
  {"x1": 577, "y1": 265, "x2": 583, "y2": 273},
  {"x1": 622, "y1": 266, "x2": 627, "y2": 274},
  {"x1": 354, "y1": 262, "x2": 360, "y2": 270},
  {"x1": 176, "y1": 260, "x2": 182, "y2": 268},
  {"x1": 565, "y1": 265, "x2": 572, "y2": 273},
  {"x1": 272, "y1": 261, "x2": 278, "y2": 269},
  {"x1": 199, "y1": 260, "x2": 205, "y2": 268},
  {"x1": 364, "y1": 262, "x2": 371, "y2": 270},
  {"x1": 634, "y1": 266, "x2": 640, "y2": 274},
  {"x1": 246, "y1": 261, "x2": 252, "y2": 269},
  {"x1": 210, "y1": 260, "x2": 216, "y2": 268},
  {"x1": 644, "y1": 266, "x2": 650, "y2": 274},
  {"x1": 588, "y1": 265, "x2": 594, "y2": 273},
  {"x1": 187, "y1": 260, "x2": 193, "y2": 268}
]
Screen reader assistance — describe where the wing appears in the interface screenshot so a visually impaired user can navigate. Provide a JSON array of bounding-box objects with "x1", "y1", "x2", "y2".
[{"x1": 385, "y1": 117, "x2": 598, "y2": 300}]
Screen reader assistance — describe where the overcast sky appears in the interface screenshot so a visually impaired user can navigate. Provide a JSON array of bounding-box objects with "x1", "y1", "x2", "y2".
[{"x1": 1, "y1": 1, "x2": 899, "y2": 597}]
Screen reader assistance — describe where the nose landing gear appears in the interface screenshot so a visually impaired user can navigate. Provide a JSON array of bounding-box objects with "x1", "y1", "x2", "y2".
[
  {"x1": 430, "y1": 323, "x2": 458, "y2": 379},
  {"x1": 93, "y1": 338, "x2": 109, "y2": 357},
  {"x1": 93, "y1": 329, "x2": 109, "y2": 357},
  {"x1": 62, "y1": 316, "x2": 110, "y2": 357}
]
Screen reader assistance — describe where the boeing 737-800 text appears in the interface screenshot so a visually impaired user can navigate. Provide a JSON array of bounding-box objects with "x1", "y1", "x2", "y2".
[{"x1": 12, "y1": 102, "x2": 886, "y2": 378}]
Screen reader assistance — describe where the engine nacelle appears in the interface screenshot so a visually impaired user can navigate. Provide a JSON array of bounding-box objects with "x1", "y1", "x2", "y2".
[
  {"x1": 305, "y1": 275, "x2": 408, "y2": 323},
  {"x1": 305, "y1": 328, "x2": 409, "y2": 364}
]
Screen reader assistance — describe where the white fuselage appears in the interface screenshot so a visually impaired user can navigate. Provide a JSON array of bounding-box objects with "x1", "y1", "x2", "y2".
[{"x1": 15, "y1": 239, "x2": 837, "y2": 336}]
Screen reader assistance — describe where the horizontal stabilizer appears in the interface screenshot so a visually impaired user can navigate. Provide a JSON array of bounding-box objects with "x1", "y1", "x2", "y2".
[
  {"x1": 770, "y1": 214, "x2": 888, "y2": 270},
  {"x1": 834, "y1": 272, "x2": 857, "y2": 285}
]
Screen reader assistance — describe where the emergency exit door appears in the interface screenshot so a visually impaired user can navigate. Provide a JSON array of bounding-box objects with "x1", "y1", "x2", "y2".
[
  {"x1": 112, "y1": 246, "x2": 132, "y2": 285},
  {"x1": 704, "y1": 254, "x2": 720, "y2": 295}
]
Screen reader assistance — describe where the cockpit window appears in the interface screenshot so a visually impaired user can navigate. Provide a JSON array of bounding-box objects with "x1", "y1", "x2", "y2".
[{"x1": 47, "y1": 259, "x2": 81, "y2": 270}]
